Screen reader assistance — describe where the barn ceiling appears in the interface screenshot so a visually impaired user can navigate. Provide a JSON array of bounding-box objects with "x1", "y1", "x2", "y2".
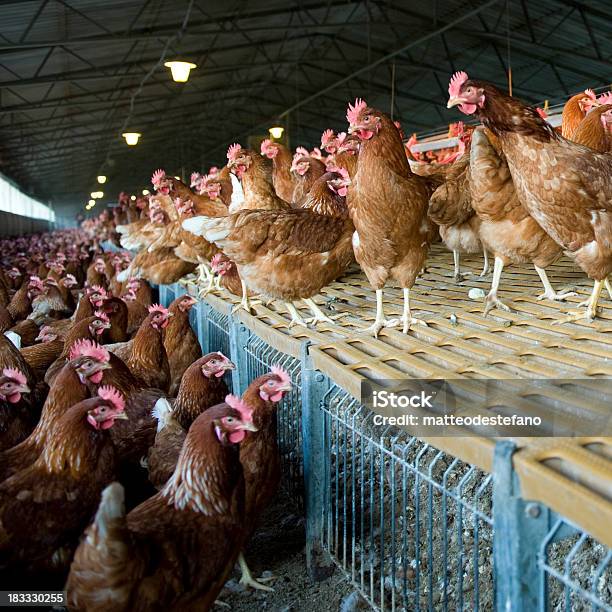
[{"x1": 0, "y1": 0, "x2": 610, "y2": 220}]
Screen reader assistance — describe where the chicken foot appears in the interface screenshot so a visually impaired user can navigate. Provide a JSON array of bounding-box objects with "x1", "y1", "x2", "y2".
[
  {"x1": 303, "y1": 298, "x2": 348, "y2": 326},
  {"x1": 231, "y1": 280, "x2": 260, "y2": 314},
  {"x1": 534, "y1": 266, "x2": 577, "y2": 302},
  {"x1": 361, "y1": 289, "x2": 399, "y2": 337},
  {"x1": 399, "y1": 288, "x2": 428, "y2": 334},
  {"x1": 483, "y1": 257, "x2": 514, "y2": 316},
  {"x1": 238, "y1": 552, "x2": 275, "y2": 592},
  {"x1": 553, "y1": 280, "x2": 604, "y2": 324},
  {"x1": 284, "y1": 302, "x2": 308, "y2": 327}
]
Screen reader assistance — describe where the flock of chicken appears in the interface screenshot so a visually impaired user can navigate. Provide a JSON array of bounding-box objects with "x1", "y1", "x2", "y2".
[
  {"x1": 92, "y1": 73, "x2": 612, "y2": 337},
  {"x1": 0, "y1": 231, "x2": 293, "y2": 608}
]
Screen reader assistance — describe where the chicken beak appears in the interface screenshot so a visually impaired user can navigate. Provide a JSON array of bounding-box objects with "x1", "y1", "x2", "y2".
[
  {"x1": 447, "y1": 96, "x2": 465, "y2": 109},
  {"x1": 242, "y1": 421, "x2": 258, "y2": 432},
  {"x1": 114, "y1": 412, "x2": 129, "y2": 420},
  {"x1": 347, "y1": 125, "x2": 357, "y2": 135},
  {"x1": 19, "y1": 384, "x2": 31, "y2": 394}
]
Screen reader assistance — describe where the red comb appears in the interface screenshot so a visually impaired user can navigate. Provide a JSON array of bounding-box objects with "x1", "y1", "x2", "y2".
[
  {"x1": 271, "y1": 365, "x2": 291, "y2": 389},
  {"x1": 148, "y1": 303, "x2": 169, "y2": 316},
  {"x1": 260, "y1": 139, "x2": 273, "y2": 154},
  {"x1": 211, "y1": 253, "x2": 223, "y2": 267},
  {"x1": 151, "y1": 169, "x2": 166, "y2": 187},
  {"x1": 598, "y1": 91, "x2": 612, "y2": 105},
  {"x1": 585, "y1": 89, "x2": 596, "y2": 100},
  {"x1": 2, "y1": 367, "x2": 27, "y2": 386},
  {"x1": 94, "y1": 310, "x2": 110, "y2": 323},
  {"x1": 448, "y1": 71, "x2": 469, "y2": 98},
  {"x1": 225, "y1": 394, "x2": 254, "y2": 423},
  {"x1": 69, "y1": 339, "x2": 110, "y2": 363},
  {"x1": 535, "y1": 107, "x2": 548, "y2": 120},
  {"x1": 321, "y1": 129, "x2": 335, "y2": 146},
  {"x1": 227, "y1": 143, "x2": 242, "y2": 161},
  {"x1": 346, "y1": 98, "x2": 367, "y2": 124},
  {"x1": 97, "y1": 385, "x2": 125, "y2": 412}
]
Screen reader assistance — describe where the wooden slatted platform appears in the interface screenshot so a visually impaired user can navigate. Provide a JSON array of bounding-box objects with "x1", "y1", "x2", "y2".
[{"x1": 178, "y1": 243, "x2": 612, "y2": 546}]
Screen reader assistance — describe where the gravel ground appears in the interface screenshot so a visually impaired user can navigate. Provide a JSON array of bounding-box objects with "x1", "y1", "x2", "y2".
[{"x1": 220, "y1": 489, "x2": 360, "y2": 612}]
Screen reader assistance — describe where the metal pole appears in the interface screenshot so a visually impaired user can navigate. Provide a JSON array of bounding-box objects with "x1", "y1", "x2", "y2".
[{"x1": 301, "y1": 341, "x2": 334, "y2": 581}]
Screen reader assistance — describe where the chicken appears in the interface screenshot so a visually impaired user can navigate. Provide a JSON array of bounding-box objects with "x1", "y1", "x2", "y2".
[
  {"x1": 448, "y1": 72, "x2": 612, "y2": 322},
  {"x1": 0, "y1": 386, "x2": 126, "y2": 570},
  {"x1": 571, "y1": 104, "x2": 612, "y2": 153},
  {"x1": 99, "y1": 297, "x2": 129, "y2": 343},
  {"x1": 104, "y1": 304, "x2": 171, "y2": 391},
  {"x1": 7, "y1": 276, "x2": 43, "y2": 322},
  {"x1": 260, "y1": 138, "x2": 295, "y2": 203},
  {"x1": 86, "y1": 256, "x2": 110, "y2": 289},
  {"x1": 122, "y1": 287, "x2": 149, "y2": 336},
  {"x1": 226, "y1": 143, "x2": 291, "y2": 211},
  {"x1": 236, "y1": 366, "x2": 293, "y2": 591},
  {"x1": 147, "y1": 352, "x2": 235, "y2": 489},
  {"x1": 66, "y1": 400, "x2": 257, "y2": 611},
  {"x1": 322, "y1": 131, "x2": 359, "y2": 180},
  {"x1": 163, "y1": 294, "x2": 201, "y2": 395},
  {"x1": 346, "y1": 98, "x2": 433, "y2": 335},
  {"x1": 210, "y1": 253, "x2": 247, "y2": 297},
  {"x1": 9, "y1": 318, "x2": 41, "y2": 348},
  {"x1": 0, "y1": 339, "x2": 111, "y2": 482},
  {"x1": 290, "y1": 147, "x2": 326, "y2": 207},
  {"x1": 195, "y1": 169, "x2": 355, "y2": 325},
  {"x1": 118, "y1": 247, "x2": 196, "y2": 286},
  {"x1": 0, "y1": 367, "x2": 34, "y2": 451},
  {"x1": 560, "y1": 88, "x2": 598, "y2": 139},
  {"x1": 44, "y1": 312, "x2": 112, "y2": 386},
  {"x1": 20, "y1": 327, "x2": 64, "y2": 381}
]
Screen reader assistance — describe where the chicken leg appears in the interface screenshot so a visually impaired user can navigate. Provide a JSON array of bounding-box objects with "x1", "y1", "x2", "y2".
[
  {"x1": 480, "y1": 249, "x2": 490, "y2": 277},
  {"x1": 361, "y1": 289, "x2": 399, "y2": 337},
  {"x1": 453, "y1": 251, "x2": 466, "y2": 283},
  {"x1": 303, "y1": 298, "x2": 348, "y2": 327},
  {"x1": 553, "y1": 280, "x2": 604, "y2": 324},
  {"x1": 238, "y1": 552, "x2": 274, "y2": 592},
  {"x1": 534, "y1": 266, "x2": 577, "y2": 302},
  {"x1": 399, "y1": 288, "x2": 428, "y2": 333},
  {"x1": 483, "y1": 257, "x2": 514, "y2": 316}
]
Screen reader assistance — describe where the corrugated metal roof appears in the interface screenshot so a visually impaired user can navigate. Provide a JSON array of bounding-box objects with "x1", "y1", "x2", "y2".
[{"x1": 0, "y1": 0, "x2": 610, "y2": 218}]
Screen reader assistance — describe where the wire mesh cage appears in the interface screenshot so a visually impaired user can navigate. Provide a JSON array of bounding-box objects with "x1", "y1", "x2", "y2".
[
  {"x1": 205, "y1": 306, "x2": 232, "y2": 380},
  {"x1": 242, "y1": 331, "x2": 304, "y2": 507},
  {"x1": 319, "y1": 383, "x2": 494, "y2": 612},
  {"x1": 540, "y1": 519, "x2": 611, "y2": 612}
]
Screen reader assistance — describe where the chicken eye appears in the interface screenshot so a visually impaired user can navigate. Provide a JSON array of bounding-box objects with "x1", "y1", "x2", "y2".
[{"x1": 226, "y1": 416, "x2": 234, "y2": 423}]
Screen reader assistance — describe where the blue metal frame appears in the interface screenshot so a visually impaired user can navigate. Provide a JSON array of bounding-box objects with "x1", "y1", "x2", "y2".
[{"x1": 155, "y1": 284, "x2": 612, "y2": 612}]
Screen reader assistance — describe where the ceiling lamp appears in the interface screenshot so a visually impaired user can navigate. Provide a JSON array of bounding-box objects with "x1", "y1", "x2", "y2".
[
  {"x1": 174, "y1": 176, "x2": 181, "y2": 180},
  {"x1": 164, "y1": 60, "x2": 197, "y2": 83},
  {"x1": 269, "y1": 125, "x2": 284, "y2": 139},
  {"x1": 90, "y1": 191, "x2": 103, "y2": 199},
  {"x1": 88, "y1": 199, "x2": 95, "y2": 206},
  {"x1": 142, "y1": 189, "x2": 150, "y2": 196},
  {"x1": 130, "y1": 195, "x2": 136, "y2": 201},
  {"x1": 97, "y1": 175, "x2": 107, "y2": 184},
  {"x1": 122, "y1": 132, "x2": 141, "y2": 146}
]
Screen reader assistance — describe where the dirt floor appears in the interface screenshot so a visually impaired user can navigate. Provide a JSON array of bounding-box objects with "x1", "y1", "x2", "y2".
[{"x1": 221, "y1": 490, "x2": 363, "y2": 612}]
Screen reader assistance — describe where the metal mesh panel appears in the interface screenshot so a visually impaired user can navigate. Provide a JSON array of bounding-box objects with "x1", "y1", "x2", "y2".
[
  {"x1": 243, "y1": 332, "x2": 303, "y2": 506},
  {"x1": 540, "y1": 519, "x2": 612, "y2": 612},
  {"x1": 320, "y1": 383, "x2": 494, "y2": 611},
  {"x1": 206, "y1": 307, "x2": 233, "y2": 387}
]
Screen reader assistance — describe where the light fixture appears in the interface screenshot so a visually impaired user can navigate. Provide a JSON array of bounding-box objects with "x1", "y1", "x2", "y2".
[
  {"x1": 122, "y1": 132, "x2": 141, "y2": 146},
  {"x1": 269, "y1": 125, "x2": 284, "y2": 139},
  {"x1": 142, "y1": 189, "x2": 150, "y2": 196},
  {"x1": 130, "y1": 195, "x2": 136, "y2": 201},
  {"x1": 90, "y1": 191, "x2": 104, "y2": 199},
  {"x1": 88, "y1": 199, "x2": 95, "y2": 206},
  {"x1": 174, "y1": 176, "x2": 181, "y2": 180},
  {"x1": 97, "y1": 175, "x2": 107, "y2": 184},
  {"x1": 164, "y1": 60, "x2": 197, "y2": 83}
]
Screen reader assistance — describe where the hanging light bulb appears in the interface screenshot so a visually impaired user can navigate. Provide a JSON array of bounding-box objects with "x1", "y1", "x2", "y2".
[
  {"x1": 122, "y1": 132, "x2": 141, "y2": 146},
  {"x1": 88, "y1": 199, "x2": 95, "y2": 206},
  {"x1": 142, "y1": 189, "x2": 150, "y2": 196},
  {"x1": 97, "y1": 175, "x2": 107, "y2": 184},
  {"x1": 269, "y1": 125, "x2": 284, "y2": 139},
  {"x1": 130, "y1": 195, "x2": 136, "y2": 201},
  {"x1": 164, "y1": 60, "x2": 197, "y2": 83}
]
